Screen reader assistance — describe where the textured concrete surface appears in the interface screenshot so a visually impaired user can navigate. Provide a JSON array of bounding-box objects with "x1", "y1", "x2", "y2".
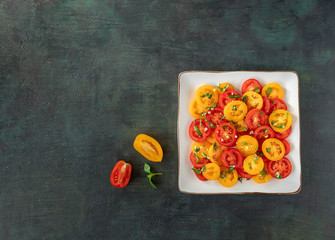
[{"x1": 0, "y1": 0, "x2": 334, "y2": 239}]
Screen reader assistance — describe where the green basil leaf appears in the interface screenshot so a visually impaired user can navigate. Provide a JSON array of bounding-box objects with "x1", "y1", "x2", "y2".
[
  {"x1": 266, "y1": 148, "x2": 271, "y2": 152},
  {"x1": 228, "y1": 165, "x2": 235, "y2": 173},
  {"x1": 238, "y1": 177, "x2": 243, "y2": 183},
  {"x1": 232, "y1": 105, "x2": 237, "y2": 111},
  {"x1": 254, "y1": 87, "x2": 260, "y2": 93},
  {"x1": 194, "y1": 125, "x2": 202, "y2": 137},
  {"x1": 229, "y1": 95, "x2": 240, "y2": 98},
  {"x1": 193, "y1": 152, "x2": 200, "y2": 163},
  {"x1": 144, "y1": 163, "x2": 151, "y2": 174},
  {"x1": 260, "y1": 169, "x2": 267, "y2": 177},
  {"x1": 222, "y1": 84, "x2": 229, "y2": 91},
  {"x1": 241, "y1": 142, "x2": 248, "y2": 146},
  {"x1": 192, "y1": 168, "x2": 201, "y2": 175},
  {"x1": 202, "y1": 153, "x2": 210, "y2": 159},
  {"x1": 242, "y1": 127, "x2": 248, "y2": 131},
  {"x1": 277, "y1": 123, "x2": 285, "y2": 129},
  {"x1": 265, "y1": 87, "x2": 272, "y2": 95},
  {"x1": 194, "y1": 146, "x2": 200, "y2": 152},
  {"x1": 217, "y1": 86, "x2": 224, "y2": 91},
  {"x1": 213, "y1": 142, "x2": 218, "y2": 151},
  {"x1": 264, "y1": 129, "x2": 268, "y2": 133},
  {"x1": 241, "y1": 95, "x2": 248, "y2": 102},
  {"x1": 275, "y1": 172, "x2": 282, "y2": 179},
  {"x1": 259, "y1": 110, "x2": 263, "y2": 116},
  {"x1": 248, "y1": 162, "x2": 252, "y2": 170}
]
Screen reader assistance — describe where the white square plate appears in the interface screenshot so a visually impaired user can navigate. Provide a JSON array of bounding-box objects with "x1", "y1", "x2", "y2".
[{"x1": 178, "y1": 71, "x2": 301, "y2": 194}]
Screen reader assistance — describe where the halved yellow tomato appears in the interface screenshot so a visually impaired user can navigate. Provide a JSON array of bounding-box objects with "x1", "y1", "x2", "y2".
[
  {"x1": 218, "y1": 167, "x2": 238, "y2": 187},
  {"x1": 269, "y1": 109, "x2": 292, "y2": 132},
  {"x1": 262, "y1": 83, "x2": 284, "y2": 99},
  {"x1": 192, "y1": 141, "x2": 211, "y2": 159},
  {"x1": 133, "y1": 134, "x2": 163, "y2": 162},
  {"x1": 195, "y1": 85, "x2": 219, "y2": 108},
  {"x1": 236, "y1": 120, "x2": 248, "y2": 133},
  {"x1": 189, "y1": 98, "x2": 205, "y2": 119},
  {"x1": 252, "y1": 162, "x2": 272, "y2": 184},
  {"x1": 262, "y1": 138, "x2": 285, "y2": 161},
  {"x1": 242, "y1": 91, "x2": 263, "y2": 110},
  {"x1": 208, "y1": 142, "x2": 227, "y2": 165},
  {"x1": 236, "y1": 135, "x2": 258, "y2": 157},
  {"x1": 243, "y1": 154, "x2": 264, "y2": 175},
  {"x1": 216, "y1": 82, "x2": 235, "y2": 94},
  {"x1": 202, "y1": 163, "x2": 221, "y2": 180},
  {"x1": 223, "y1": 100, "x2": 248, "y2": 122}
]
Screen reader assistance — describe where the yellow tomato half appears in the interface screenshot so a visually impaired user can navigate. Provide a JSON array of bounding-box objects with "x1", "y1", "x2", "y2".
[
  {"x1": 262, "y1": 83, "x2": 284, "y2": 99},
  {"x1": 189, "y1": 98, "x2": 205, "y2": 119},
  {"x1": 262, "y1": 138, "x2": 285, "y2": 161},
  {"x1": 243, "y1": 154, "x2": 264, "y2": 175},
  {"x1": 202, "y1": 163, "x2": 221, "y2": 180},
  {"x1": 195, "y1": 85, "x2": 219, "y2": 108},
  {"x1": 223, "y1": 101, "x2": 248, "y2": 122},
  {"x1": 218, "y1": 167, "x2": 238, "y2": 187},
  {"x1": 269, "y1": 109, "x2": 292, "y2": 132},
  {"x1": 133, "y1": 134, "x2": 163, "y2": 162},
  {"x1": 242, "y1": 91, "x2": 263, "y2": 110},
  {"x1": 208, "y1": 142, "x2": 227, "y2": 166},
  {"x1": 236, "y1": 135, "x2": 258, "y2": 157},
  {"x1": 192, "y1": 141, "x2": 211, "y2": 159},
  {"x1": 252, "y1": 163, "x2": 272, "y2": 184}
]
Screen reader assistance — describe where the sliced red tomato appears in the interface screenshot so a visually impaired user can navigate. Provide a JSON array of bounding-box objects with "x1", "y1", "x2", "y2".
[
  {"x1": 110, "y1": 161, "x2": 132, "y2": 188},
  {"x1": 236, "y1": 167, "x2": 254, "y2": 179},
  {"x1": 206, "y1": 107, "x2": 225, "y2": 126},
  {"x1": 267, "y1": 157, "x2": 292, "y2": 179},
  {"x1": 262, "y1": 96, "x2": 271, "y2": 115},
  {"x1": 215, "y1": 122, "x2": 237, "y2": 147},
  {"x1": 274, "y1": 126, "x2": 292, "y2": 140},
  {"x1": 270, "y1": 98, "x2": 287, "y2": 112},
  {"x1": 241, "y1": 79, "x2": 262, "y2": 94},
  {"x1": 282, "y1": 140, "x2": 290, "y2": 155},
  {"x1": 221, "y1": 148, "x2": 244, "y2": 169},
  {"x1": 190, "y1": 152, "x2": 210, "y2": 168},
  {"x1": 245, "y1": 109, "x2": 266, "y2": 130},
  {"x1": 189, "y1": 119, "x2": 211, "y2": 142},
  {"x1": 193, "y1": 168, "x2": 208, "y2": 181},
  {"x1": 218, "y1": 90, "x2": 241, "y2": 108},
  {"x1": 237, "y1": 130, "x2": 255, "y2": 138},
  {"x1": 254, "y1": 126, "x2": 275, "y2": 145}
]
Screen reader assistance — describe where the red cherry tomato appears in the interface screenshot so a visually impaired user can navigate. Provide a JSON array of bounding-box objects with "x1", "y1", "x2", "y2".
[
  {"x1": 110, "y1": 160, "x2": 132, "y2": 188},
  {"x1": 215, "y1": 122, "x2": 237, "y2": 147},
  {"x1": 267, "y1": 157, "x2": 292, "y2": 179},
  {"x1": 190, "y1": 152, "x2": 210, "y2": 168},
  {"x1": 282, "y1": 140, "x2": 290, "y2": 155},
  {"x1": 254, "y1": 126, "x2": 275, "y2": 145},
  {"x1": 245, "y1": 109, "x2": 266, "y2": 130},
  {"x1": 262, "y1": 96, "x2": 271, "y2": 115},
  {"x1": 218, "y1": 90, "x2": 241, "y2": 108},
  {"x1": 236, "y1": 167, "x2": 254, "y2": 179},
  {"x1": 270, "y1": 98, "x2": 287, "y2": 113},
  {"x1": 241, "y1": 78, "x2": 263, "y2": 94},
  {"x1": 221, "y1": 148, "x2": 244, "y2": 169},
  {"x1": 189, "y1": 119, "x2": 211, "y2": 142},
  {"x1": 193, "y1": 169, "x2": 208, "y2": 181},
  {"x1": 206, "y1": 107, "x2": 225, "y2": 126},
  {"x1": 275, "y1": 126, "x2": 292, "y2": 140}
]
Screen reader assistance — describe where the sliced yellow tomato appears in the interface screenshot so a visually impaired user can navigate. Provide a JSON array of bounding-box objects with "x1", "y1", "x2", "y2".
[
  {"x1": 133, "y1": 134, "x2": 163, "y2": 162},
  {"x1": 202, "y1": 163, "x2": 221, "y2": 180},
  {"x1": 243, "y1": 154, "x2": 264, "y2": 175},
  {"x1": 218, "y1": 167, "x2": 238, "y2": 187},
  {"x1": 195, "y1": 85, "x2": 219, "y2": 108},
  {"x1": 269, "y1": 109, "x2": 292, "y2": 132},
  {"x1": 216, "y1": 82, "x2": 235, "y2": 94},
  {"x1": 242, "y1": 91, "x2": 263, "y2": 110},
  {"x1": 236, "y1": 135, "x2": 258, "y2": 157},
  {"x1": 208, "y1": 142, "x2": 227, "y2": 166},
  {"x1": 192, "y1": 141, "x2": 211, "y2": 160},
  {"x1": 262, "y1": 83, "x2": 284, "y2": 99},
  {"x1": 252, "y1": 162, "x2": 272, "y2": 183},
  {"x1": 236, "y1": 120, "x2": 248, "y2": 133},
  {"x1": 262, "y1": 138, "x2": 285, "y2": 161},
  {"x1": 206, "y1": 132, "x2": 216, "y2": 144},
  {"x1": 189, "y1": 98, "x2": 205, "y2": 119},
  {"x1": 223, "y1": 100, "x2": 248, "y2": 122}
]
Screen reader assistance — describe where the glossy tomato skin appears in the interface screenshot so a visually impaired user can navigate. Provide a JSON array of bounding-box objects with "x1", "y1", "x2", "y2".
[
  {"x1": 282, "y1": 140, "x2": 290, "y2": 155},
  {"x1": 190, "y1": 152, "x2": 210, "y2": 168},
  {"x1": 267, "y1": 157, "x2": 292, "y2": 179},
  {"x1": 206, "y1": 107, "x2": 225, "y2": 126},
  {"x1": 218, "y1": 90, "x2": 241, "y2": 108},
  {"x1": 262, "y1": 96, "x2": 271, "y2": 115},
  {"x1": 274, "y1": 126, "x2": 292, "y2": 140},
  {"x1": 236, "y1": 166, "x2": 255, "y2": 179},
  {"x1": 215, "y1": 122, "x2": 237, "y2": 147},
  {"x1": 241, "y1": 79, "x2": 262, "y2": 94},
  {"x1": 189, "y1": 119, "x2": 211, "y2": 142},
  {"x1": 110, "y1": 161, "x2": 132, "y2": 188},
  {"x1": 193, "y1": 169, "x2": 208, "y2": 181},
  {"x1": 221, "y1": 148, "x2": 244, "y2": 169},
  {"x1": 245, "y1": 109, "x2": 266, "y2": 130},
  {"x1": 254, "y1": 126, "x2": 275, "y2": 145},
  {"x1": 270, "y1": 98, "x2": 287, "y2": 113}
]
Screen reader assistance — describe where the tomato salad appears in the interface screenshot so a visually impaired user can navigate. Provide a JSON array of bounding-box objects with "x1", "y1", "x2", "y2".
[{"x1": 189, "y1": 79, "x2": 293, "y2": 187}]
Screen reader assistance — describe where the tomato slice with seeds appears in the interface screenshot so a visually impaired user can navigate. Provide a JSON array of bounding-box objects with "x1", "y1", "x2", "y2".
[
  {"x1": 262, "y1": 96, "x2": 271, "y2": 115},
  {"x1": 254, "y1": 126, "x2": 275, "y2": 145},
  {"x1": 220, "y1": 148, "x2": 244, "y2": 169},
  {"x1": 190, "y1": 152, "x2": 210, "y2": 168},
  {"x1": 110, "y1": 161, "x2": 132, "y2": 188},
  {"x1": 189, "y1": 119, "x2": 211, "y2": 142},
  {"x1": 282, "y1": 140, "x2": 290, "y2": 156},
  {"x1": 215, "y1": 122, "x2": 237, "y2": 147},
  {"x1": 270, "y1": 98, "x2": 287, "y2": 112},
  {"x1": 236, "y1": 167, "x2": 255, "y2": 178},
  {"x1": 241, "y1": 79, "x2": 263, "y2": 94},
  {"x1": 206, "y1": 107, "x2": 225, "y2": 126},
  {"x1": 274, "y1": 126, "x2": 292, "y2": 140},
  {"x1": 245, "y1": 109, "x2": 266, "y2": 130},
  {"x1": 218, "y1": 90, "x2": 241, "y2": 108},
  {"x1": 267, "y1": 157, "x2": 292, "y2": 179}
]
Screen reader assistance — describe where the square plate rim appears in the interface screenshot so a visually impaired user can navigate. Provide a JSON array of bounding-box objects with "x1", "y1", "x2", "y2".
[{"x1": 177, "y1": 70, "x2": 301, "y2": 195}]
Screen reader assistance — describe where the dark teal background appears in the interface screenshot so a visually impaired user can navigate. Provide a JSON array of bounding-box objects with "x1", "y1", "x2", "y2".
[{"x1": 0, "y1": 0, "x2": 334, "y2": 239}]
